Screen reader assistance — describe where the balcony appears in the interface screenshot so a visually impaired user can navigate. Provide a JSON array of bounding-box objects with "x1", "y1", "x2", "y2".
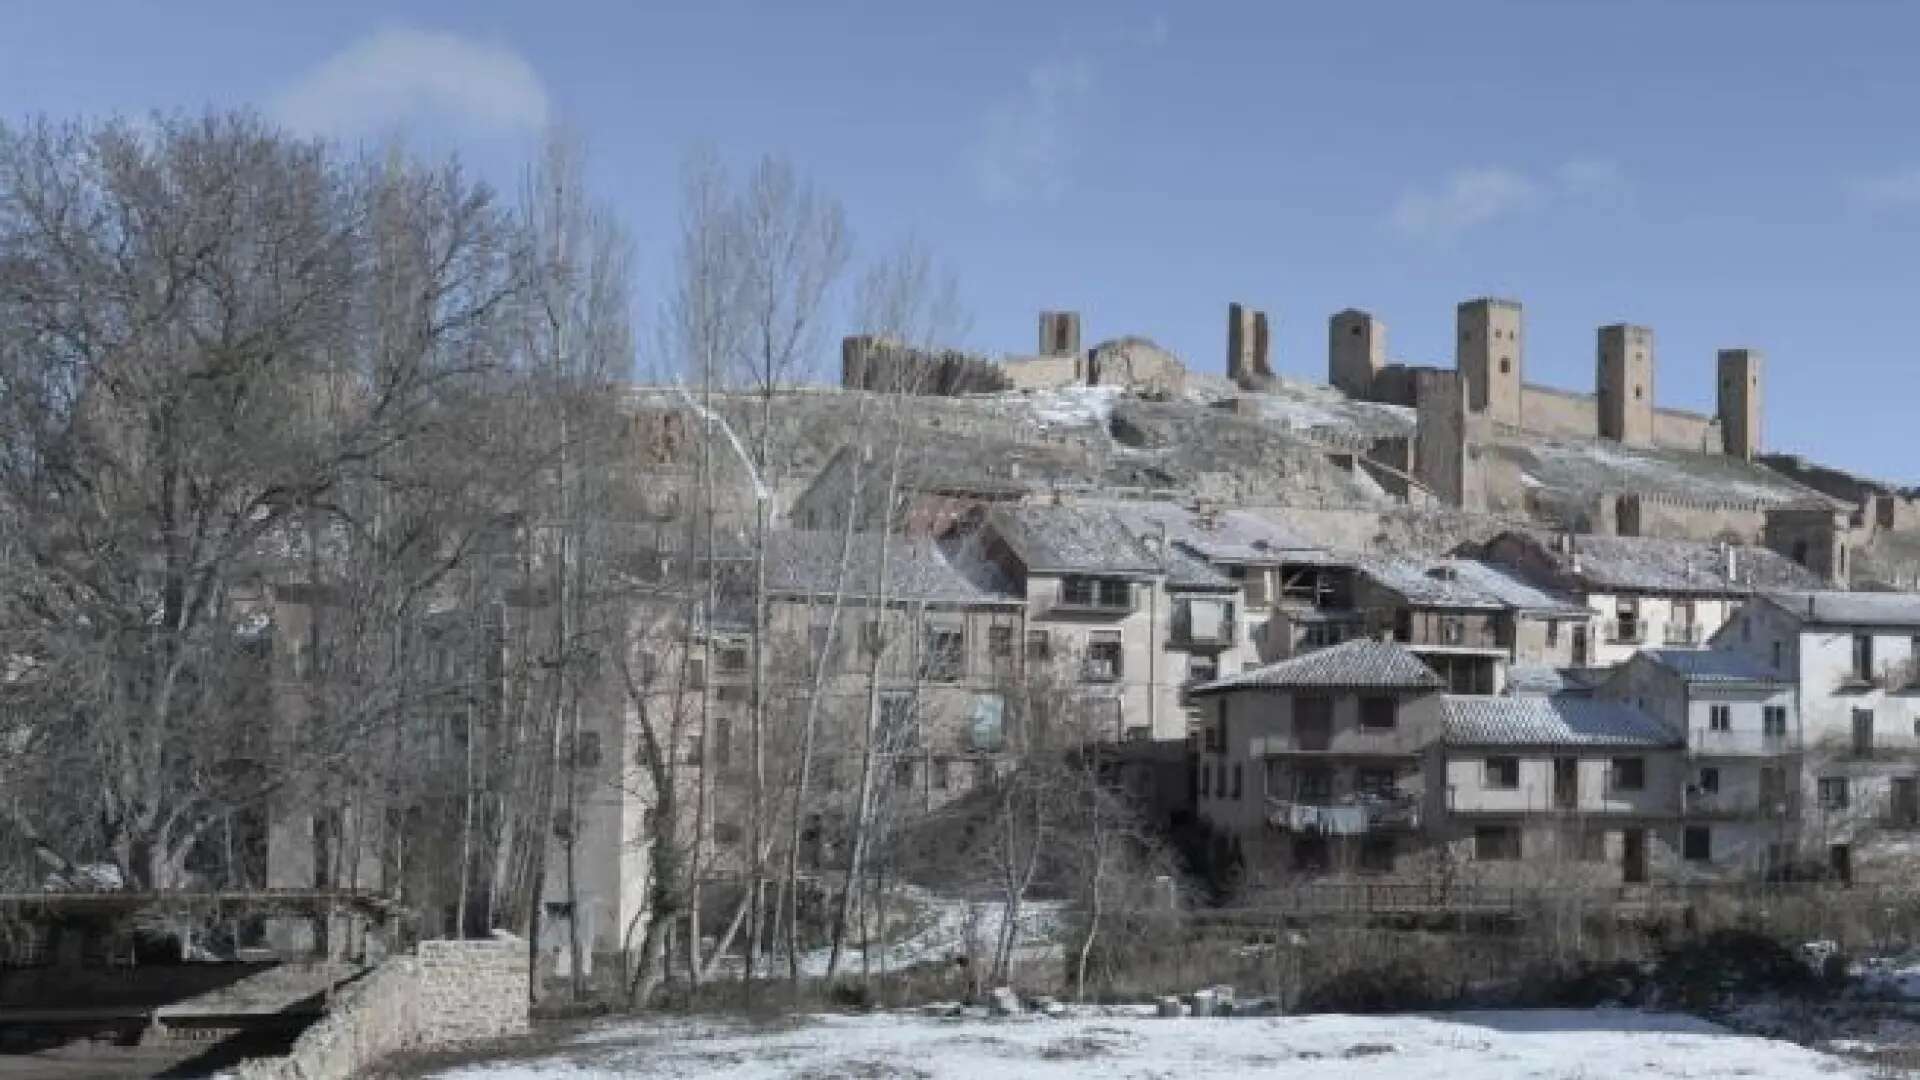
[
  {"x1": 1266, "y1": 793, "x2": 1421, "y2": 834},
  {"x1": 1689, "y1": 729, "x2": 1798, "y2": 756},
  {"x1": 1683, "y1": 790, "x2": 1795, "y2": 819}
]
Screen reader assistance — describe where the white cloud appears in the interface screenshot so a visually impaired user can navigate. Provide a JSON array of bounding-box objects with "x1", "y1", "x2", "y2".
[
  {"x1": 273, "y1": 27, "x2": 550, "y2": 139},
  {"x1": 1848, "y1": 166, "x2": 1920, "y2": 211},
  {"x1": 1390, "y1": 168, "x2": 1541, "y2": 239},
  {"x1": 1390, "y1": 158, "x2": 1630, "y2": 239},
  {"x1": 972, "y1": 57, "x2": 1094, "y2": 205}
]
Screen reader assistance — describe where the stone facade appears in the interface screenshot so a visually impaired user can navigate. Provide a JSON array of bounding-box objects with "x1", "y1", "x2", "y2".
[
  {"x1": 229, "y1": 934, "x2": 529, "y2": 1080},
  {"x1": 1457, "y1": 298, "x2": 1524, "y2": 427},
  {"x1": 1597, "y1": 324, "x2": 1655, "y2": 447},
  {"x1": 1038, "y1": 310, "x2": 1081, "y2": 358},
  {"x1": 1329, "y1": 309, "x2": 1385, "y2": 400},
  {"x1": 1088, "y1": 337, "x2": 1187, "y2": 396},
  {"x1": 1227, "y1": 302, "x2": 1273, "y2": 390},
  {"x1": 1717, "y1": 349, "x2": 1764, "y2": 461}
]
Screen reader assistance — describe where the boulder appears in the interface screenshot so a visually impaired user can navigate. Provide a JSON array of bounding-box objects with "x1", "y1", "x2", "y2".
[{"x1": 988, "y1": 986, "x2": 1021, "y2": 1016}]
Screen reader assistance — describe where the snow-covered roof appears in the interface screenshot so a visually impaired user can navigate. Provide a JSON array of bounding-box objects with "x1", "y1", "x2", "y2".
[
  {"x1": 762, "y1": 530, "x2": 1020, "y2": 606},
  {"x1": 1762, "y1": 590, "x2": 1920, "y2": 629},
  {"x1": 1359, "y1": 556, "x2": 1588, "y2": 615},
  {"x1": 1162, "y1": 546, "x2": 1235, "y2": 591},
  {"x1": 986, "y1": 503, "x2": 1160, "y2": 576},
  {"x1": 1096, "y1": 500, "x2": 1326, "y2": 565},
  {"x1": 1443, "y1": 695, "x2": 1680, "y2": 748},
  {"x1": 1191, "y1": 640, "x2": 1444, "y2": 694},
  {"x1": 1643, "y1": 648, "x2": 1788, "y2": 686},
  {"x1": 1497, "y1": 532, "x2": 1821, "y2": 596}
]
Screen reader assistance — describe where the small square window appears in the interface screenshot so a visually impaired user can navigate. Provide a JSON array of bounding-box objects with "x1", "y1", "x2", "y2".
[
  {"x1": 1359, "y1": 697, "x2": 1397, "y2": 730},
  {"x1": 1486, "y1": 756, "x2": 1520, "y2": 789},
  {"x1": 1709, "y1": 705, "x2": 1731, "y2": 732},
  {"x1": 1818, "y1": 777, "x2": 1849, "y2": 810},
  {"x1": 1684, "y1": 826, "x2": 1711, "y2": 863},
  {"x1": 1697, "y1": 767, "x2": 1719, "y2": 794},
  {"x1": 1474, "y1": 826, "x2": 1520, "y2": 861},
  {"x1": 1612, "y1": 757, "x2": 1645, "y2": 791}
]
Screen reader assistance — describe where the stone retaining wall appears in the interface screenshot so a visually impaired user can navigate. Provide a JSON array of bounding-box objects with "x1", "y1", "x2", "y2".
[{"x1": 227, "y1": 933, "x2": 527, "y2": 1080}]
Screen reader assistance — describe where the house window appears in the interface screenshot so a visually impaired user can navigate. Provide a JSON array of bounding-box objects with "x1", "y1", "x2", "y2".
[
  {"x1": 1615, "y1": 599, "x2": 1639, "y2": 643},
  {"x1": 1231, "y1": 763, "x2": 1243, "y2": 800},
  {"x1": 862, "y1": 619, "x2": 885, "y2": 658},
  {"x1": 1612, "y1": 757, "x2": 1645, "y2": 791},
  {"x1": 717, "y1": 684, "x2": 749, "y2": 704},
  {"x1": 1854, "y1": 634, "x2": 1875, "y2": 682},
  {"x1": 1296, "y1": 766, "x2": 1333, "y2": 800},
  {"x1": 1356, "y1": 767, "x2": 1397, "y2": 798},
  {"x1": 717, "y1": 645, "x2": 749, "y2": 673},
  {"x1": 1818, "y1": 777, "x2": 1849, "y2": 810},
  {"x1": 1486, "y1": 756, "x2": 1520, "y2": 790},
  {"x1": 1062, "y1": 576, "x2": 1130, "y2": 610},
  {"x1": 1188, "y1": 656, "x2": 1219, "y2": 685},
  {"x1": 1853, "y1": 709, "x2": 1874, "y2": 756},
  {"x1": 1359, "y1": 696, "x2": 1398, "y2": 730},
  {"x1": 1441, "y1": 617, "x2": 1464, "y2": 645},
  {"x1": 973, "y1": 759, "x2": 996, "y2": 789},
  {"x1": 1547, "y1": 621, "x2": 1560, "y2": 647},
  {"x1": 880, "y1": 692, "x2": 917, "y2": 750},
  {"x1": 1709, "y1": 705, "x2": 1731, "y2": 732},
  {"x1": 1295, "y1": 695, "x2": 1333, "y2": 750},
  {"x1": 1083, "y1": 631, "x2": 1123, "y2": 683},
  {"x1": 715, "y1": 718, "x2": 733, "y2": 767},
  {"x1": 1763, "y1": 706, "x2": 1787, "y2": 736},
  {"x1": 922, "y1": 625, "x2": 964, "y2": 682},
  {"x1": 1698, "y1": 767, "x2": 1719, "y2": 794},
  {"x1": 988, "y1": 625, "x2": 1014, "y2": 661},
  {"x1": 687, "y1": 657, "x2": 706, "y2": 689},
  {"x1": 893, "y1": 758, "x2": 915, "y2": 789},
  {"x1": 1474, "y1": 826, "x2": 1521, "y2": 861},
  {"x1": 574, "y1": 731, "x2": 602, "y2": 768},
  {"x1": 1026, "y1": 630, "x2": 1052, "y2": 662},
  {"x1": 932, "y1": 758, "x2": 951, "y2": 790},
  {"x1": 1684, "y1": 826, "x2": 1712, "y2": 863},
  {"x1": 967, "y1": 694, "x2": 1006, "y2": 753}
]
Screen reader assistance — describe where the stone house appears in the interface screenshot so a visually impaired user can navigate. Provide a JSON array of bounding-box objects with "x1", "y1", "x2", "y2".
[
  {"x1": 961, "y1": 501, "x2": 1262, "y2": 741},
  {"x1": 1709, "y1": 590, "x2": 1920, "y2": 883},
  {"x1": 1478, "y1": 531, "x2": 1821, "y2": 668},
  {"x1": 1353, "y1": 555, "x2": 1594, "y2": 694},
  {"x1": 1432, "y1": 696, "x2": 1684, "y2": 885},
  {"x1": 1597, "y1": 649, "x2": 1800, "y2": 879},
  {"x1": 1188, "y1": 640, "x2": 1446, "y2": 882}
]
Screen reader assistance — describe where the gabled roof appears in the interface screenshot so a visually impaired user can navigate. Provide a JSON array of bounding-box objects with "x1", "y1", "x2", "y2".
[
  {"x1": 1761, "y1": 590, "x2": 1920, "y2": 629},
  {"x1": 762, "y1": 530, "x2": 1020, "y2": 606},
  {"x1": 985, "y1": 503, "x2": 1160, "y2": 576},
  {"x1": 1358, "y1": 556, "x2": 1588, "y2": 615},
  {"x1": 1190, "y1": 640, "x2": 1444, "y2": 695},
  {"x1": 1493, "y1": 531, "x2": 1821, "y2": 596},
  {"x1": 1096, "y1": 500, "x2": 1327, "y2": 565},
  {"x1": 1443, "y1": 695, "x2": 1681, "y2": 749},
  {"x1": 1642, "y1": 648, "x2": 1788, "y2": 686}
]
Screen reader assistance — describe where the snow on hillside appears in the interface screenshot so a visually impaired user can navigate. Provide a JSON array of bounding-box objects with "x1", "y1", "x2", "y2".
[{"x1": 427, "y1": 1008, "x2": 1869, "y2": 1079}]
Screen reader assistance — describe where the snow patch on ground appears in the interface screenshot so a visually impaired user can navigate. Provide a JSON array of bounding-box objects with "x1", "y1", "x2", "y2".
[
  {"x1": 427, "y1": 1009, "x2": 1869, "y2": 1079},
  {"x1": 1252, "y1": 381, "x2": 1416, "y2": 439},
  {"x1": 729, "y1": 889, "x2": 1067, "y2": 980},
  {"x1": 1022, "y1": 386, "x2": 1122, "y2": 430}
]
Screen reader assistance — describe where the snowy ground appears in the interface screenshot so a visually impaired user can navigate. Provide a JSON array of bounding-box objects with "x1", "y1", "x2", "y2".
[
  {"x1": 423, "y1": 1009, "x2": 1870, "y2": 1079},
  {"x1": 729, "y1": 889, "x2": 1066, "y2": 979}
]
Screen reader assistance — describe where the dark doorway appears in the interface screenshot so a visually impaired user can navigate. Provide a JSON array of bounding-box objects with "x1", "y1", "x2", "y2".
[
  {"x1": 1622, "y1": 828, "x2": 1647, "y2": 884},
  {"x1": 1894, "y1": 778, "x2": 1918, "y2": 825},
  {"x1": 1830, "y1": 843, "x2": 1853, "y2": 886}
]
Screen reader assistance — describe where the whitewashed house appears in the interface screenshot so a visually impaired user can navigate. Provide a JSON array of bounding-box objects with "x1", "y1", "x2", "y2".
[
  {"x1": 1479, "y1": 532, "x2": 1821, "y2": 668},
  {"x1": 1710, "y1": 590, "x2": 1920, "y2": 883},
  {"x1": 1599, "y1": 649, "x2": 1799, "y2": 879}
]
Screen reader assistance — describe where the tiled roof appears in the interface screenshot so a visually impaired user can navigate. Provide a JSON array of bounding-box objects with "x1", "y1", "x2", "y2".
[
  {"x1": 1763, "y1": 590, "x2": 1920, "y2": 628},
  {"x1": 1504, "y1": 665, "x2": 1607, "y2": 696},
  {"x1": 1162, "y1": 546, "x2": 1235, "y2": 590},
  {"x1": 987, "y1": 503, "x2": 1160, "y2": 575},
  {"x1": 1442, "y1": 695, "x2": 1681, "y2": 748},
  {"x1": 1096, "y1": 500, "x2": 1325, "y2": 565},
  {"x1": 1502, "y1": 532, "x2": 1821, "y2": 595},
  {"x1": 761, "y1": 530, "x2": 1020, "y2": 605},
  {"x1": 1643, "y1": 648, "x2": 1788, "y2": 685},
  {"x1": 1359, "y1": 556, "x2": 1588, "y2": 614},
  {"x1": 1191, "y1": 639, "x2": 1444, "y2": 694}
]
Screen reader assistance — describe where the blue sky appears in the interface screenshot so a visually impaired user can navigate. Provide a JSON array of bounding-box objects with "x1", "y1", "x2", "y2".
[{"x1": 3, "y1": 1, "x2": 1914, "y2": 481}]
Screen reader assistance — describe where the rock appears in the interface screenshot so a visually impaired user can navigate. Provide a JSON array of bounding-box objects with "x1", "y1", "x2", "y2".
[
  {"x1": 1235, "y1": 996, "x2": 1279, "y2": 1017},
  {"x1": 1156, "y1": 995, "x2": 1187, "y2": 1018},
  {"x1": 988, "y1": 986, "x2": 1021, "y2": 1016},
  {"x1": 1030, "y1": 995, "x2": 1066, "y2": 1018},
  {"x1": 921, "y1": 1001, "x2": 963, "y2": 1018},
  {"x1": 960, "y1": 1005, "x2": 992, "y2": 1020}
]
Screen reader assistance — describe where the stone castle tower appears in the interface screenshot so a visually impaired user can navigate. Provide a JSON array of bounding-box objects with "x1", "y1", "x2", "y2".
[
  {"x1": 1717, "y1": 348, "x2": 1763, "y2": 461},
  {"x1": 1038, "y1": 310, "x2": 1081, "y2": 358},
  {"x1": 1597, "y1": 323, "x2": 1655, "y2": 447},
  {"x1": 1329, "y1": 309, "x2": 1385, "y2": 400},
  {"x1": 1227, "y1": 302, "x2": 1273, "y2": 388},
  {"x1": 1456, "y1": 298, "x2": 1523, "y2": 427}
]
